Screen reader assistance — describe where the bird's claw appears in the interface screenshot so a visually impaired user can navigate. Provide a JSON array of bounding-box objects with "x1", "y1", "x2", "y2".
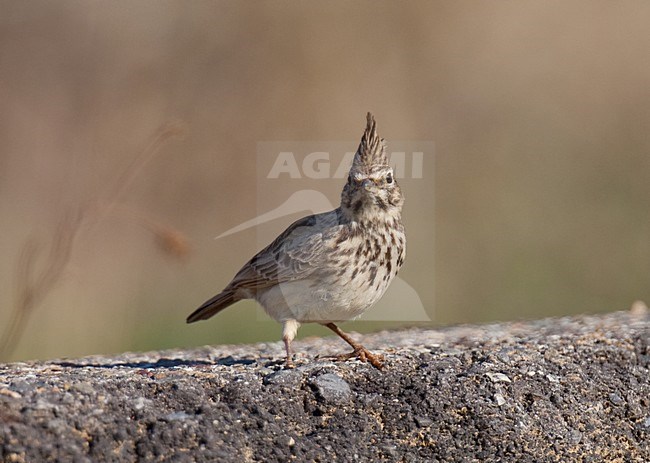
[
  {"x1": 334, "y1": 348, "x2": 384, "y2": 370},
  {"x1": 284, "y1": 356, "x2": 295, "y2": 369}
]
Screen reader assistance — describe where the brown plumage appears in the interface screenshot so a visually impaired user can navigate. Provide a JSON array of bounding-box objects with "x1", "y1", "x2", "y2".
[{"x1": 187, "y1": 113, "x2": 405, "y2": 369}]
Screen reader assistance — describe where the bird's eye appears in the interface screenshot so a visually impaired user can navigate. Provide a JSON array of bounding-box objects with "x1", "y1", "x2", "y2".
[{"x1": 386, "y1": 173, "x2": 393, "y2": 184}]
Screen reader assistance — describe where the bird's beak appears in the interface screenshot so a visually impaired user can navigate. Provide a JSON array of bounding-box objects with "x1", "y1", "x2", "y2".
[{"x1": 362, "y1": 179, "x2": 374, "y2": 191}]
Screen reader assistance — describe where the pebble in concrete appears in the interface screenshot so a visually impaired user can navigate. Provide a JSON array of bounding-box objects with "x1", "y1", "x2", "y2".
[{"x1": 310, "y1": 373, "x2": 351, "y2": 404}]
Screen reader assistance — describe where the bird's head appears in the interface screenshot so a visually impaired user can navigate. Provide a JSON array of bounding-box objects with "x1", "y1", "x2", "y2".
[{"x1": 341, "y1": 113, "x2": 404, "y2": 221}]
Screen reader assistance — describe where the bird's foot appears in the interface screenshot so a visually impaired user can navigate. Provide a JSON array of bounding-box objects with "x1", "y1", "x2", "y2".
[
  {"x1": 284, "y1": 356, "x2": 295, "y2": 369},
  {"x1": 335, "y1": 347, "x2": 384, "y2": 370}
]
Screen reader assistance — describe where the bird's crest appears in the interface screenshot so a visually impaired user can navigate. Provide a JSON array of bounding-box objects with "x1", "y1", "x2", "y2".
[{"x1": 351, "y1": 112, "x2": 389, "y2": 173}]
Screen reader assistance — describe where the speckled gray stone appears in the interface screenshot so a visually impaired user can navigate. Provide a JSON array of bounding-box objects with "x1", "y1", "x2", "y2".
[
  {"x1": 310, "y1": 373, "x2": 351, "y2": 404},
  {"x1": 1, "y1": 309, "x2": 649, "y2": 462}
]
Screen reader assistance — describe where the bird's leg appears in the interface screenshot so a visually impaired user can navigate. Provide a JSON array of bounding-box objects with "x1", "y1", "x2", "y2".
[
  {"x1": 283, "y1": 338, "x2": 294, "y2": 368},
  {"x1": 323, "y1": 322, "x2": 384, "y2": 370},
  {"x1": 282, "y1": 319, "x2": 300, "y2": 368}
]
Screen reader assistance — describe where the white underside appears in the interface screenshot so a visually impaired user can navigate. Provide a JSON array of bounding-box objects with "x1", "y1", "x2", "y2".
[{"x1": 253, "y1": 278, "x2": 388, "y2": 324}]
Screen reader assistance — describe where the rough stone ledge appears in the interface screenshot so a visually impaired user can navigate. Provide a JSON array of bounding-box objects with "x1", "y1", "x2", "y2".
[{"x1": 1, "y1": 309, "x2": 649, "y2": 462}]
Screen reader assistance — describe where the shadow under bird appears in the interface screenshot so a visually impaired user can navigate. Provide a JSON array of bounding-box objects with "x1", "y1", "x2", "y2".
[{"x1": 187, "y1": 113, "x2": 406, "y2": 369}]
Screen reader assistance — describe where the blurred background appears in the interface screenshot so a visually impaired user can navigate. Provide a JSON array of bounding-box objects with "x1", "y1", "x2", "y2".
[{"x1": 1, "y1": 1, "x2": 649, "y2": 362}]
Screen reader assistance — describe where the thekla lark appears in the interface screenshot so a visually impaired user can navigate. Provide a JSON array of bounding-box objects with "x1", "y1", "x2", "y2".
[{"x1": 187, "y1": 113, "x2": 405, "y2": 369}]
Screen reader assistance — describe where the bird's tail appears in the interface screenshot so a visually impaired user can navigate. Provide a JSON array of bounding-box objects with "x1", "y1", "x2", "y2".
[{"x1": 186, "y1": 290, "x2": 238, "y2": 323}]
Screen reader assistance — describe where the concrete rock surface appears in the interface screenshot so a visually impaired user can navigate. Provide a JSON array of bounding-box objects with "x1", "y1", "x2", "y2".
[{"x1": 1, "y1": 309, "x2": 649, "y2": 462}]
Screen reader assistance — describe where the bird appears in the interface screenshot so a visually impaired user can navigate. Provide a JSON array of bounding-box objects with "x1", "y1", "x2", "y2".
[{"x1": 187, "y1": 113, "x2": 406, "y2": 369}]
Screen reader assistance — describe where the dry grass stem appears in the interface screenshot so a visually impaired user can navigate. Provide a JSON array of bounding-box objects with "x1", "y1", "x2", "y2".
[{"x1": 0, "y1": 122, "x2": 188, "y2": 360}]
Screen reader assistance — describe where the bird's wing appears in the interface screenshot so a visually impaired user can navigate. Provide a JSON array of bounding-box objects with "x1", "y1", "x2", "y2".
[{"x1": 228, "y1": 211, "x2": 339, "y2": 292}]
